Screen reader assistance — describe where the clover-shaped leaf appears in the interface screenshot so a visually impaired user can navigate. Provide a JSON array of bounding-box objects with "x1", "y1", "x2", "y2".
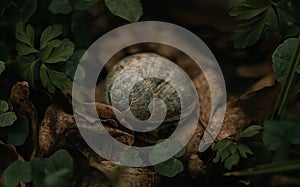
[
  {"x1": 149, "y1": 139, "x2": 185, "y2": 164},
  {"x1": 0, "y1": 101, "x2": 17, "y2": 127},
  {"x1": 3, "y1": 160, "x2": 32, "y2": 187},
  {"x1": 0, "y1": 112, "x2": 16, "y2": 127},
  {"x1": 7, "y1": 116, "x2": 30, "y2": 146},
  {"x1": 120, "y1": 148, "x2": 143, "y2": 167},
  {"x1": 154, "y1": 158, "x2": 184, "y2": 177},
  {"x1": 3, "y1": 149, "x2": 73, "y2": 187},
  {"x1": 0, "y1": 100, "x2": 8, "y2": 113}
]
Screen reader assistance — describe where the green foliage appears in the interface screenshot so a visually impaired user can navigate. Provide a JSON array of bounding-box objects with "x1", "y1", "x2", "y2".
[
  {"x1": 213, "y1": 139, "x2": 249, "y2": 170},
  {"x1": 3, "y1": 160, "x2": 32, "y2": 187},
  {"x1": 241, "y1": 125, "x2": 264, "y2": 138},
  {"x1": 16, "y1": 23, "x2": 74, "y2": 93},
  {"x1": 120, "y1": 148, "x2": 143, "y2": 167},
  {"x1": 104, "y1": 0, "x2": 143, "y2": 22},
  {"x1": 153, "y1": 158, "x2": 184, "y2": 177},
  {"x1": 6, "y1": 116, "x2": 30, "y2": 146},
  {"x1": 64, "y1": 49, "x2": 86, "y2": 79},
  {"x1": 213, "y1": 125, "x2": 263, "y2": 170},
  {"x1": 263, "y1": 120, "x2": 300, "y2": 151},
  {"x1": 0, "y1": 115, "x2": 30, "y2": 146},
  {"x1": 272, "y1": 38, "x2": 300, "y2": 92},
  {"x1": 0, "y1": 101, "x2": 17, "y2": 127},
  {"x1": 3, "y1": 149, "x2": 74, "y2": 187},
  {"x1": 149, "y1": 139, "x2": 186, "y2": 177},
  {"x1": 225, "y1": 0, "x2": 300, "y2": 49}
]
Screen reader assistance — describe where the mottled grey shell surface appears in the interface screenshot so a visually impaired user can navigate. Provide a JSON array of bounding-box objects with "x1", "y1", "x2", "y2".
[{"x1": 103, "y1": 53, "x2": 196, "y2": 122}]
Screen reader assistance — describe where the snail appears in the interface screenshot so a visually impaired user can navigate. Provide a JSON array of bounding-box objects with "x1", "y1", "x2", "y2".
[{"x1": 102, "y1": 52, "x2": 198, "y2": 133}]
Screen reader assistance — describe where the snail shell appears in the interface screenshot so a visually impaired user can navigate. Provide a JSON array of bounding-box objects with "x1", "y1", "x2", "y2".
[{"x1": 103, "y1": 53, "x2": 196, "y2": 123}]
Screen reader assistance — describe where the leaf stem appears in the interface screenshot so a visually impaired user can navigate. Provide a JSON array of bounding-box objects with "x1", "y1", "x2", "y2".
[{"x1": 272, "y1": 34, "x2": 300, "y2": 120}]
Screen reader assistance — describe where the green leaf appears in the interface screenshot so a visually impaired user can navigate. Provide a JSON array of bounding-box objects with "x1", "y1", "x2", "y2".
[
  {"x1": 30, "y1": 150, "x2": 73, "y2": 187},
  {"x1": 15, "y1": 22, "x2": 36, "y2": 50},
  {"x1": 120, "y1": 148, "x2": 143, "y2": 167},
  {"x1": 104, "y1": 0, "x2": 143, "y2": 22},
  {"x1": 71, "y1": 0, "x2": 98, "y2": 11},
  {"x1": 237, "y1": 143, "x2": 253, "y2": 158},
  {"x1": 40, "y1": 40, "x2": 62, "y2": 62},
  {"x1": 3, "y1": 160, "x2": 32, "y2": 187},
  {"x1": 45, "y1": 168, "x2": 71, "y2": 187},
  {"x1": 224, "y1": 160, "x2": 300, "y2": 176},
  {"x1": 233, "y1": 18, "x2": 265, "y2": 49},
  {"x1": 17, "y1": 56, "x2": 39, "y2": 88},
  {"x1": 272, "y1": 38, "x2": 300, "y2": 91},
  {"x1": 0, "y1": 112, "x2": 17, "y2": 127},
  {"x1": 213, "y1": 148, "x2": 221, "y2": 163},
  {"x1": 241, "y1": 125, "x2": 263, "y2": 138},
  {"x1": 49, "y1": 149, "x2": 73, "y2": 170},
  {"x1": 16, "y1": 42, "x2": 38, "y2": 56},
  {"x1": 226, "y1": 0, "x2": 299, "y2": 49},
  {"x1": 224, "y1": 153, "x2": 240, "y2": 170},
  {"x1": 18, "y1": 0, "x2": 37, "y2": 23},
  {"x1": 64, "y1": 49, "x2": 86, "y2": 79},
  {"x1": 227, "y1": 0, "x2": 270, "y2": 20},
  {"x1": 44, "y1": 39, "x2": 74, "y2": 63},
  {"x1": 264, "y1": 7, "x2": 278, "y2": 37},
  {"x1": 154, "y1": 158, "x2": 184, "y2": 177},
  {"x1": 3, "y1": 150, "x2": 73, "y2": 187},
  {"x1": 0, "y1": 100, "x2": 9, "y2": 113},
  {"x1": 149, "y1": 139, "x2": 185, "y2": 164},
  {"x1": 40, "y1": 64, "x2": 72, "y2": 93},
  {"x1": 30, "y1": 158, "x2": 48, "y2": 186},
  {"x1": 0, "y1": 0, "x2": 11, "y2": 16},
  {"x1": 40, "y1": 25, "x2": 63, "y2": 50},
  {"x1": 220, "y1": 149, "x2": 231, "y2": 162},
  {"x1": 174, "y1": 147, "x2": 186, "y2": 158},
  {"x1": 0, "y1": 61, "x2": 5, "y2": 75},
  {"x1": 49, "y1": 0, "x2": 72, "y2": 14},
  {"x1": 7, "y1": 116, "x2": 30, "y2": 146},
  {"x1": 213, "y1": 139, "x2": 233, "y2": 150},
  {"x1": 263, "y1": 120, "x2": 300, "y2": 151}
]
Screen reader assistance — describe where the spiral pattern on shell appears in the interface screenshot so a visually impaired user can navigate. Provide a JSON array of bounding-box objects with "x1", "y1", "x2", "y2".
[{"x1": 103, "y1": 53, "x2": 197, "y2": 132}]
